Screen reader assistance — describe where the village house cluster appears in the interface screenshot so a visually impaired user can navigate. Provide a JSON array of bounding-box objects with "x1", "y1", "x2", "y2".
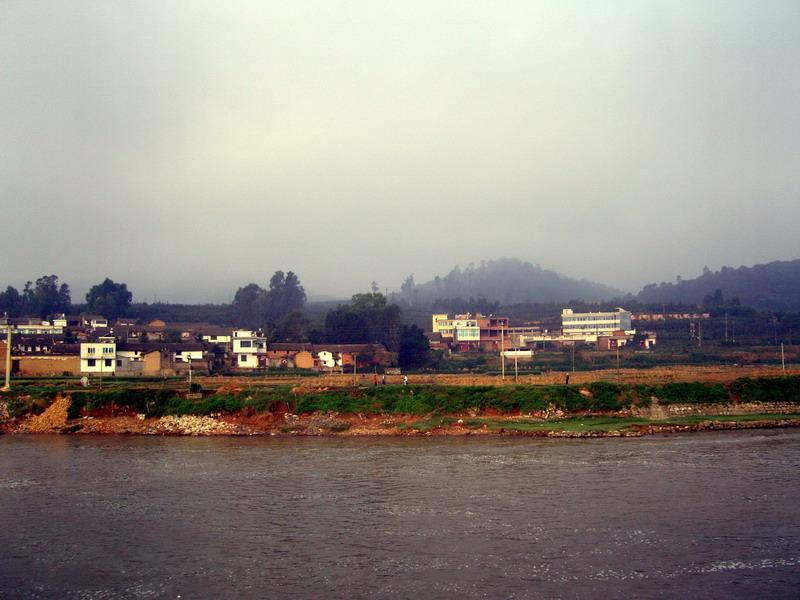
[
  {"x1": 0, "y1": 314, "x2": 391, "y2": 377},
  {"x1": 427, "y1": 307, "x2": 656, "y2": 355}
]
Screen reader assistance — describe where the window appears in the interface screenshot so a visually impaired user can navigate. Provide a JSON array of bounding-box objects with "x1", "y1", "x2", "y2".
[
  {"x1": 105, "y1": 359, "x2": 112, "y2": 367},
  {"x1": 87, "y1": 347, "x2": 95, "y2": 354},
  {"x1": 103, "y1": 347, "x2": 113, "y2": 354},
  {"x1": 87, "y1": 359, "x2": 96, "y2": 366},
  {"x1": 239, "y1": 354, "x2": 247, "y2": 362},
  {"x1": 116, "y1": 360, "x2": 122, "y2": 367},
  {"x1": 239, "y1": 340, "x2": 252, "y2": 348}
]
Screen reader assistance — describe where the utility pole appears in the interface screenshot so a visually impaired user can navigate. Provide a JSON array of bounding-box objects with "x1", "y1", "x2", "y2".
[
  {"x1": 1, "y1": 315, "x2": 11, "y2": 392},
  {"x1": 514, "y1": 351, "x2": 518, "y2": 383},
  {"x1": 616, "y1": 345, "x2": 620, "y2": 382},
  {"x1": 188, "y1": 355, "x2": 193, "y2": 388},
  {"x1": 724, "y1": 312, "x2": 728, "y2": 342},
  {"x1": 500, "y1": 323, "x2": 505, "y2": 380},
  {"x1": 781, "y1": 343, "x2": 786, "y2": 374}
]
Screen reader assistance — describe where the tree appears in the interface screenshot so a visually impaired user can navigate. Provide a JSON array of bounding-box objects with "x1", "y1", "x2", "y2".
[
  {"x1": 264, "y1": 270, "x2": 307, "y2": 323},
  {"x1": 232, "y1": 283, "x2": 268, "y2": 329},
  {"x1": 232, "y1": 270, "x2": 307, "y2": 329},
  {"x1": 273, "y1": 310, "x2": 310, "y2": 342},
  {"x1": 324, "y1": 292, "x2": 402, "y2": 350},
  {"x1": 22, "y1": 275, "x2": 71, "y2": 318},
  {"x1": 86, "y1": 278, "x2": 133, "y2": 321},
  {"x1": 0, "y1": 286, "x2": 21, "y2": 317},
  {"x1": 398, "y1": 325, "x2": 430, "y2": 369}
]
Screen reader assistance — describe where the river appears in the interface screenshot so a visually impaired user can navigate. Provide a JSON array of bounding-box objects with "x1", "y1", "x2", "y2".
[{"x1": 1, "y1": 431, "x2": 799, "y2": 598}]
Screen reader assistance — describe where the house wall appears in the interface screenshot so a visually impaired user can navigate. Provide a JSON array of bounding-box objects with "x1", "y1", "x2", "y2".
[
  {"x1": 15, "y1": 355, "x2": 80, "y2": 376},
  {"x1": 143, "y1": 352, "x2": 163, "y2": 375},
  {"x1": 294, "y1": 351, "x2": 314, "y2": 370},
  {"x1": 236, "y1": 353, "x2": 262, "y2": 369}
]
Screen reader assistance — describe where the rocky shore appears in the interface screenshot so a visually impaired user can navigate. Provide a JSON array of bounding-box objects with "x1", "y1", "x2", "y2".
[{"x1": 3, "y1": 396, "x2": 800, "y2": 438}]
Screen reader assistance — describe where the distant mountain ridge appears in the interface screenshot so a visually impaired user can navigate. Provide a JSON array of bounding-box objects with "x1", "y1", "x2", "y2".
[
  {"x1": 395, "y1": 258, "x2": 622, "y2": 305},
  {"x1": 636, "y1": 259, "x2": 800, "y2": 311}
]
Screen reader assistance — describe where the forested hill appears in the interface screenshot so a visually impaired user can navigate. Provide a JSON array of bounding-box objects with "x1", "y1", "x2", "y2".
[
  {"x1": 394, "y1": 258, "x2": 622, "y2": 306},
  {"x1": 636, "y1": 259, "x2": 800, "y2": 311}
]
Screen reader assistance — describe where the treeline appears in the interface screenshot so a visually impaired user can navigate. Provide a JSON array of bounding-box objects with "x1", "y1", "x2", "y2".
[
  {"x1": 637, "y1": 259, "x2": 800, "y2": 311},
  {"x1": 0, "y1": 270, "x2": 433, "y2": 368},
  {"x1": 393, "y1": 258, "x2": 621, "y2": 307},
  {"x1": 0, "y1": 276, "x2": 132, "y2": 321}
]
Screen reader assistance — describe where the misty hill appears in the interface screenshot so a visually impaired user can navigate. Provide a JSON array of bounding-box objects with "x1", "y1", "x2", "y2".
[
  {"x1": 636, "y1": 259, "x2": 800, "y2": 311},
  {"x1": 394, "y1": 258, "x2": 622, "y2": 306}
]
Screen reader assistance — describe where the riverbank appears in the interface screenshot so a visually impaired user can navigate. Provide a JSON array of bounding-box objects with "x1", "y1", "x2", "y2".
[
  {"x1": 3, "y1": 395, "x2": 800, "y2": 438},
  {"x1": 3, "y1": 374, "x2": 800, "y2": 438}
]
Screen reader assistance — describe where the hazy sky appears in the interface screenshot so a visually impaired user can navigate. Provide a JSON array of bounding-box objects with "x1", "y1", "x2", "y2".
[{"x1": 2, "y1": 1, "x2": 799, "y2": 303}]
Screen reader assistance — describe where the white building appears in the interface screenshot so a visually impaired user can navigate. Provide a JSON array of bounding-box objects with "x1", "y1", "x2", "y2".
[
  {"x1": 174, "y1": 348, "x2": 204, "y2": 363},
  {"x1": 82, "y1": 315, "x2": 109, "y2": 329},
  {"x1": 80, "y1": 340, "x2": 116, "y2": 374},
  {"x1": 431, "y1": 314, "x2": 480, "y2": 342},
  {"x1": 201, "y1": 333, "x2": 232, "y2": 345},
  {"x1": 561, "y1": 308, "x2": 634, "y2": 342},
  {"x1": 232, "y1": 329, "x2": 267, "y2": 369},
  {"x1": 12, "y1": 320, "x2": 63, "y2": 336},
  {"x1": 317, "y1": 350, "x2": 342, "y2": 370}
]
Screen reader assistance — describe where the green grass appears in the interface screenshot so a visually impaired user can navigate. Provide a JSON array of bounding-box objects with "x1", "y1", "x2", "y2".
[
  {"x1": 480, "y1": 416, "x2": 651, "y2": 433},
  {"x1": 661, "y1": 413, "x2": 800, "y2": 425},
  {"x1": 403, "y1": 413, "x2": 800, "y2": 433}
]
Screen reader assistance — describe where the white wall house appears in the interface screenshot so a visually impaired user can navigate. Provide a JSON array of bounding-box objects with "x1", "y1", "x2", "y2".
[
  {"x1": 174, "y1": 348, "x2": 204, "y2": 363},
  {"x1": 13, "y1": 322, "x2": 63, "y2": 336},
  {"x1": 80, "y1": 341, "x2": 116, "y2": 374},
  {"x1": 316, "y1": 350, "x2": 342, "y2": 370},
  {"x1": 232, "y1": 330, "x2": 267, "y2": 369},
  {"x1": 83, "y1": 315, "x2": 109, "y2": 329},
  {"x1": 116, "y1": 348, "x2": 144, "y2": 374},
  {"x1": 201, "y1": 333, "x2": 232, "y2": 344}
]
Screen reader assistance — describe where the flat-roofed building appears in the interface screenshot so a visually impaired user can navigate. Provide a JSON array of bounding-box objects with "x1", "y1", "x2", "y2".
[
  {"x1": 80, "y1": 339, "x2": 116, "y2": 374},
  {"x1": 561, "y1": 308, "x2": 634, "y2": 342}
]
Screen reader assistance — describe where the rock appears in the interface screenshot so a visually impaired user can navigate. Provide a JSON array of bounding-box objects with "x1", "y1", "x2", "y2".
[{"x1": 155, "y1": 415, "x2": 237, "y2": 435}]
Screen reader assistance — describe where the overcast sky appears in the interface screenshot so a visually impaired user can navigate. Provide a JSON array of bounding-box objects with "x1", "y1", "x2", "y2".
[{"x1": 2, "y1": 1, "x2": 798, "y2": 303}]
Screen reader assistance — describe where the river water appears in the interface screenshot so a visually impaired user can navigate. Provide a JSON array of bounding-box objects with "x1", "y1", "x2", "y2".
[{"x1": 1, "y1": 431, "x2": 799, "y2": 599}]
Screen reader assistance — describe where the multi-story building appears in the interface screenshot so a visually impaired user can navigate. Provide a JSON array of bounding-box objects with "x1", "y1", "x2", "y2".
[
  {"x1": 231, "y1": 329, "x2": 267, "y2": 369},
  {"x1": 561, "y1": 308, "x2": 634, "y2": 342},
  {"x1": 80, "y1": 339, "x2": 116, "y2": 374},
  {"x1": 431, "y1": 313, "x2": 512, "y2": 351}
]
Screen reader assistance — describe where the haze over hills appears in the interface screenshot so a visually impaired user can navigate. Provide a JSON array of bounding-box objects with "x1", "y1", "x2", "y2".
[
  {"x1": 635, "y1": 259, "x2": 800, "y2": 311},
  {"x1": 391, "y1": 257, "x2": 800, "y2": 313},
  {"x1": 393, "y1": 258, "x2": 623, "y2": 306}
]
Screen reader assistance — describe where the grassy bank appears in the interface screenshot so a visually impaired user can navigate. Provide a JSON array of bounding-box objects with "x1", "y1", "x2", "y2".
[{"x1": 2, "y1": 375, "x2": 785, "y2": 420}]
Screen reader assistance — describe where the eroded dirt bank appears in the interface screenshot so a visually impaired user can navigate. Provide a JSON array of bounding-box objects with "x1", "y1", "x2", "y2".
[{"x1": 3, "y1": 397, "x2": 800, "y2": 438}]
